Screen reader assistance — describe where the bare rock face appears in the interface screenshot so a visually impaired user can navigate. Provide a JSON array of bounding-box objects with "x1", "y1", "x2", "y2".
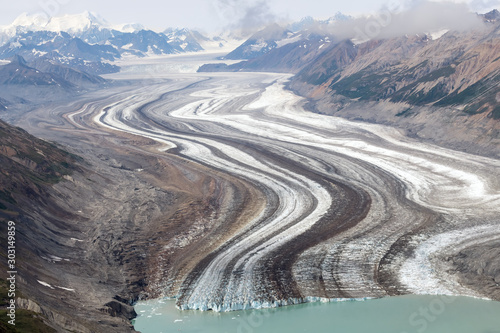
[
  {"x1": 451, "y1": 241, "x2": 500, "y2": 300},
  {"x1": 16, "y1": 298, "x2": 92, "y2": 333},
  {"x1": 0, "y1": 119, "x2": 79, "y2": 215},
  {"x1": 103, "y1": 299, "x2": 137, "y2": 320}
]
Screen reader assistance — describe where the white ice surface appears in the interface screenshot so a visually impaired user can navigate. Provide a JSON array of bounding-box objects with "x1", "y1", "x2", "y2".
[{"x1": 37, "y1": 280, "x2": 54, "y2": 289}]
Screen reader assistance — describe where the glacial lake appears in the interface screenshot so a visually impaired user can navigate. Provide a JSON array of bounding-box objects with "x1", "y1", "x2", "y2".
[{"x1": 133, "y1": 295, "x2": 500, "y2": 333}]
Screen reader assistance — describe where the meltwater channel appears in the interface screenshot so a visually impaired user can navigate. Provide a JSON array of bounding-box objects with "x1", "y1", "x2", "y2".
[{"x1": 133, "y1": 295, "x2": 500, "y2": 333}]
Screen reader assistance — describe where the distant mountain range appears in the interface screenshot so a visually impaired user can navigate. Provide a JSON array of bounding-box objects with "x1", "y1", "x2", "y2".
[
  {"x1": 221, "y1": 13, "x2": 351, "y2": 60},
  {"x1": 0, "y1": 11, "x2": 215, "y2": 47},
  {"x1": 0, "y1": 30, "x2": 120, "y2": 75},
  {"x1": 0, "y1": 54, "x2": 108, "y2": 112},
  {"x1": 0, "y1": 11, "x2": 236, "y2": 76},
  {"x1": 0, "y1": 55, "x2": 105, "y2": 86}
]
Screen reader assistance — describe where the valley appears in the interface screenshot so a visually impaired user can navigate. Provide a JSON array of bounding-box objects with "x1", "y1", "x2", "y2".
[
  {"x1": 6, "y1": 54, "x2": 498, "y2": 331},
  {"x1": 0, "y1": 6, "x2": 499, "y2": 330}
]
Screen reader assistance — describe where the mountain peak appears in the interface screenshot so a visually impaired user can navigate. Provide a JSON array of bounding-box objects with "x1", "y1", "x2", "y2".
[
  {"x1": 114, "y1": 22, "x2": 145, "y2": 33},
  {"x1": 44, "y1": 11, "x2": 108, "y2": 33},
  {"x1": 11, "y1": 12, "x2": 49, "y2": 28},
  {"x1": 288, "y1": 12, "x2": 352, "y2": 32},
  {"x1": 1, "y1": 11, "x2": 151, "y2": 37},
  {"x1": 81, "y1": 10, "x2": 106, "y2": 25},
  {"x1": 329, "y1": 11, "x2": 351, "y2": 22},
  {"x1": 481, "y1": 9, "x2": 500, "y2": 22},
  {"x1": 1, "y1": 11, "x2": 110, "y2": 37}
]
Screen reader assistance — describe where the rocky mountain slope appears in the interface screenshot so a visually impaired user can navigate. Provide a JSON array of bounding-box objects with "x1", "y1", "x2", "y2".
[
  {"x1": 0, "y1": 119, "x2": 86, "y2": 331},
  {"x1": 199, "y1": 33, "x2": 339, "y2": 73},
  {"x1": 0, "y1": 55, "x2": 105, "y2": 87},
  {"x1": 0, "y1": 120, "x2": 79, "y2": 215},
  {"x1": 0, "y1": 55, "x2": 71, "y2": 87},
  {"x1": 0, "y1": 55, "x2": 108, "y2": 116},
  {"x1": 0, "y1": 118, "x2": 141, "y2": 331},
  {"x1": 294, "y1": 21, "x2": 500, "y2": 119},
  {"x1": 0, "y1": 108, "x2": 215, "y2": 331},
  {"x1": 0, "y1": 118, "x2": 148, "y2": 332},
  {"x1": 220, "y1": 12, "x2": 352, "y2": 61}
]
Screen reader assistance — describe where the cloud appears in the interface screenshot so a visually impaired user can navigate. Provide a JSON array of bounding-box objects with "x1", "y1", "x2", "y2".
[
  {"x1": 213, "y1": 0, "x2": 277, "y2": 35},
  {"x1": 326, "y1": 0, "x2": 486, "y2": 41},
  {"x1": 469, "y1": 0, "x2": 500, "y2": 11}
]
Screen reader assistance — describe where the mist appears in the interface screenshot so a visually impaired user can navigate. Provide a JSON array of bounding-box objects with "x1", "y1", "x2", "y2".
[
  {"x1": 315, "y1": 1, "x2": 487, "y2": 41},
  {"x1": 214, "y1": 0, "x2": 277, "y2": 36},
  {"x1": 470, "y1": 0, "x2": 500, "y2": 11}
]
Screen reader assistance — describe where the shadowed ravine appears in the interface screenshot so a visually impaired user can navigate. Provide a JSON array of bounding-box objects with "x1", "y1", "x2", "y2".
[{"x1": 19, "y1": 71, "x2": 500, "y2": 313}]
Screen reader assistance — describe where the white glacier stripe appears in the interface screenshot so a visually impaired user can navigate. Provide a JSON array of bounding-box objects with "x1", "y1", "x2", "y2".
[
  {"x1": 399, "y1": 225, "x2": 500, "y2": 296},
  {"x1": 37, "y1": 280, "x2": 55, "y2": 289}
]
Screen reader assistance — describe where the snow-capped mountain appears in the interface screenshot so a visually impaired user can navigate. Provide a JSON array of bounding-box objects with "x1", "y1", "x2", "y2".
[
  {"x1": 108, "y1": 30, "x2": 179, "y2": 56},
  {"x1": 221, "y1": 13, "x2": 353, "y2": 61},
  {"x1": 0, "y1": 12, "x2": 49, "y2": 43},
  {"x1": 0, "y1": 11, "x2": 104, "y2": 39},
  {"x1": 0, "y1": 31, "x2": 119, "y2": 61},
  {"x1": 0, "y1": 12, "x2": 213, "y2": 55},
  {"x1": 0, "y1": 11, "x2": 223, "y2": 75},
  {"x1": 0, "y1": 12, "x2": 147, "y2": 44},
  {"x1": 0, "y1": 31, "x2": 120, "y2": 74},
  {"x1": 44, "y1": 11, "x2": 107, "y2": 34},
  {"x1": 0, "y1": 11, "x2": 145, "y2": 36},
  {"x1": 223, "y1": 24, "x2": 292, "y2": 60},
  {"x1": 164, "y1": 28, "x2": 204, "y2": 52}
]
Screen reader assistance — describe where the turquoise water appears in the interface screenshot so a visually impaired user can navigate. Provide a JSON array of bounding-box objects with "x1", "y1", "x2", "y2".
[{"x1": 133, "y1": 295, "x2": 500, "y2": 333}]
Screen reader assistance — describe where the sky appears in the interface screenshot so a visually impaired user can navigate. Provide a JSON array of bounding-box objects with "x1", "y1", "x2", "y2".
[{"x1": 0, "y1": 0, "x2": 499, "y2": 33}]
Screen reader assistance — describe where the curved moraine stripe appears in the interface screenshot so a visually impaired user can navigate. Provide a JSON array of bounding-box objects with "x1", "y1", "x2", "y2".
[{"x1": 59, "y1": 72, "x2": 500, "y2": 311}]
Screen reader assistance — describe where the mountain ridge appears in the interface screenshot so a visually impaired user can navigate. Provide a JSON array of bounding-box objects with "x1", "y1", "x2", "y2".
[{"x1": 0, "y1": 11, "x2": 232, "y2": 54}]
